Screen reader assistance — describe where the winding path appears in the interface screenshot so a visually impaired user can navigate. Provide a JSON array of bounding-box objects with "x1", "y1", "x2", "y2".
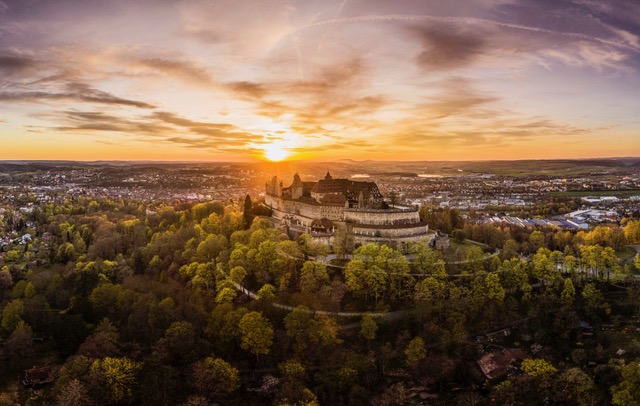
[
  {"x1": 220, "y1": 240, "x2": 501, "y2": 321},
  {"x1": 219, "y1": 267, "x2": 407, "y2": 320}
]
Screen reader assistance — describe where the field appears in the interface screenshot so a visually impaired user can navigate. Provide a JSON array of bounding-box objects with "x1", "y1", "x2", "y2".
[{"x1": 550, "y1": 190, "x2": 640, "y2": 198}]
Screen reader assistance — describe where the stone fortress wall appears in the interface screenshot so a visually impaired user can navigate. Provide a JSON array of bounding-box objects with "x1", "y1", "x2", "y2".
[{"x1": 344, "y1": 207, "x2": 421, "y2": 225}]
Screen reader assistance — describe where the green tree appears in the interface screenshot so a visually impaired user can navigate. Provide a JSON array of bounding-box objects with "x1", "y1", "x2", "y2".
[
  {"x1": 239, "y1": 311, "x2": 274, "y2": 359},
  {"x1": 192, "y1": 263, "x2": 216, "y2": 291},
  {"x1": 24, "y1": 282, "x2": 38, "y2": 299},
  {"x1": 2, "y1": 320, "x2": 33, "y2": 357},
  {"x1": 530, "y1": 230, "x2": 546, "y2": 252},
  {"x1": 5, "y1": 248, "x2": 22, "y2": 263},
  {"x1": 612, "y1": 360, "x2": 640, "y2": 406},
  {"x1": 581, "y1": 283, "x2": 611, "y2": 322},
  {"x1": 284, "y1": 306, "x2": 317, "y2": 354},
  {"x1": 284, "y1": 307, "x2": 341, "y2": 356},
  {"x1": 501, "y1": 239, "x2": 519, "y2": 260},
  {"x1": 484, "y1": 273, "x2": 506, "y2": 303},
  {"x1": 0, "y1": 268, "x2": 13, "y2": 291},
  {"x1": 532, "y1": 248, "x2": 561, "y2": 288},
  {"x1": 556, "y1": 367, "x2": 597, "y2": 406},
  {"x1": 279, "y1": 359, "x2": 306, "y2": 378},
  {"x1": 256, "y1": 241, "x2": 278, "y2": 284},
  {"x1": 78, "y1": 318, "x2": 120, "y2": 358},
  {"x1": 359, "y1": 314, "x2": 378, "y2": 342},
  {"x1": 409, "y1": 240, "x2": 440, "y2": 273},
  {"x1": 243, "y1": 194, "x2": 254, "y2": 229},
  {"x1": 215, "y1": 287, "x2": 237, "y2": 304},
  {"x1": 462, "y1": 245, "x2": 486, "y2": 274},
  {"x1": 191, "y1": 357, "x2": 240, "y2": 399},
  {"x1": 452, "y1": 229, "x2": 466, "y2": 243},
  {"x1": 229, "y1": 266, "x2": 247, "y2": 284},
  {"x1": 257, "y1": 284, "x2": 276, "y2": 303},
  {"x1": 90, "y1": 357, "x2": 141, "y2": 404},
  {"x1": 299, "y1": 261, "x2": 329, "y2": 293},
  {"x1": 564, "y1": 255, "x2": 578, "y2": 280},
  {"x1": 56, "y1": 379, "x2": 92, "y2": 406},
  {"x1": 344, "y1": 260, "x2": 388, "y2": 306},
  {"x1": 405, "y1": 336, "x2": 427, "y2": 366},
  {"x1": 414, "y1": 276, "x2": 446, "y2": 304},
  {"x1": 521, "y1": 358, "x2": 558, "y2": 378},
  {"x1": 0, "y1": 268, "x2": 12, "y2": 302},
  {"x1": 1, "y1": 299, "x2": 24, "y2": 332},
  {"x1": 333, "y1": 227, "x2": 354, "y2": 259},
  {"x1": 626, "y1": 220, "x2": 640, "y2": 244},
  {"x1": 561, "y1": 278, "x2": 576, "y2": 306},
  {"x1": 160, "y1": 321, "x2": 199, "y2": 364}
]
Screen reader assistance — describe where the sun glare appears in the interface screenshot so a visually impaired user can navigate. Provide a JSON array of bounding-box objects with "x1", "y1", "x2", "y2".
[{"x1": 263, "y1": 141, "x2": 291, "y2": 162}]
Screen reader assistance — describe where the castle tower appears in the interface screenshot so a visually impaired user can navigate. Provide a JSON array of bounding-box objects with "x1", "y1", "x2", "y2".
[
  {"x1": 266, "y1": 176, "x2": 282, "y2": 197},
  {"x1": 291, "y1": 173, "x2": 303, "y2": 199}
]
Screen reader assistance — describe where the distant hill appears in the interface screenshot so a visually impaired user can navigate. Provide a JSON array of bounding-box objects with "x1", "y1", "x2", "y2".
[{"x1": 1, "y1": 158, "x2": 639, "y2": 179}]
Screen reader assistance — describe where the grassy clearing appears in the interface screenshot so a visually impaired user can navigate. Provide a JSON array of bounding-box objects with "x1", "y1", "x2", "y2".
[
  {"x1": 443, "y1": 240, "x2": 487, "y2": 262},
  {"x1": 617, "y1": 247, "x2": 638, "y2": 264}
]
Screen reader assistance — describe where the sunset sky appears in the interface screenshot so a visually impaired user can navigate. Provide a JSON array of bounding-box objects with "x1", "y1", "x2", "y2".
[{"x1": 0, "y1": 0, "x2": 639, "y2": 162}]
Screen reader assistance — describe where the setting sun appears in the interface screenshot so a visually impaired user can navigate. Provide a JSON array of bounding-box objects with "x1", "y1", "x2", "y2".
[{"x1": 262, "y1": 141, "x2": 292, "y2": 162}]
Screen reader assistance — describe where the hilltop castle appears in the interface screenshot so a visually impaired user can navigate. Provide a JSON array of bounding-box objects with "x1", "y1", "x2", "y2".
[{"x1": 265, "y1": 172, "x2": 434, "y2": 248}]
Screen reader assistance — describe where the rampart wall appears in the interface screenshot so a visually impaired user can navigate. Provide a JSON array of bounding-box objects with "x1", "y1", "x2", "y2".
[
  {"x1": 344, "y1": 208, "x2": 420, "y2": 225},
  {"x1": 352, "y1": 223, "x2": 428, "y2": 239}
]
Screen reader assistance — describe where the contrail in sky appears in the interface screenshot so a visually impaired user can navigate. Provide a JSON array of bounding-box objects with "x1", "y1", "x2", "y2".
[
  {"x1": 317, "y1": 0, "x2": 349, "y2": 51},
  {"x1": 295, "y1": 14, "x2": 640, "y2": 54},
  {"x1": 286, "y1": 13, "x2": 306, "y2": 80}
]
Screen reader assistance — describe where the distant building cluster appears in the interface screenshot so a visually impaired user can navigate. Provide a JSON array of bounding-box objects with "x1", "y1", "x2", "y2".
[{"x1": 485, "y1": 208, "x2": 620, "y2": 230}]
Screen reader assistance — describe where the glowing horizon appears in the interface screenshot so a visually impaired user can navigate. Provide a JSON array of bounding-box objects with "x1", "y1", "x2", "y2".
[{"x1": 0, "y1": 0, "x2": 639, "y2": 161}]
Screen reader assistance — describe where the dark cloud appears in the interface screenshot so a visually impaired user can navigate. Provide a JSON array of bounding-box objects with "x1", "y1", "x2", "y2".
[
  {"x1": 0, "y1": 52, "x2": 36, "y2": 76},
  {"x1": 421, "y1": 77, "x2": 498, "y2": 119},
  {"x1": 65, "y1": 83, "x2": 156, "y2": 108},
  {"x1": 136, "y1": 58, "x2": 213, "y2": 85},
  {"x1": 286, "y1": 59, "x2": 366, "y2": 96},
  {"x1": 183, "y1": 27, "x2": 221, "y2": 44},
  {"x1": 228, "y1": 81, "x2": 268, "y2": 99},
  {"x1": 150, "y1": 112, "x2": 254, "y2": 140},
  {"x1": 411, "y1": 24, "x2": 487, "y2": 71},
  {"x1": 66, "y1": 111, "x2": 124, "y2": 122},
  {"x1": 0, "y1": 82, "x2": 155, "y2": 108},
  {"x1": 252, "y1": 94, "x2": 388, "y2": 136},
  {"x1": 323, "y1": 96, "x2": 387, "y2": 116},
  {"x1": 228, "y1": 58, "x2": 367, "y2": 102},
  {"x1": 0, "y1": 54, "x2": 34, "y2": 70},
  {"x1": 290, "y1": 139, "x2": 379, "y2": 155},
  {"x1": 391, "y1": 114, "x2": 590, "y2": 151},
  {"x1": 44, "y1": 109, "x2": 259, "y2": 151},
  {"x1": 50, "y1": 110, "x2": 171, "y2": 135},
  {"x1": 298, "y1": 96, "x2": 387, "y2": 121}
]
